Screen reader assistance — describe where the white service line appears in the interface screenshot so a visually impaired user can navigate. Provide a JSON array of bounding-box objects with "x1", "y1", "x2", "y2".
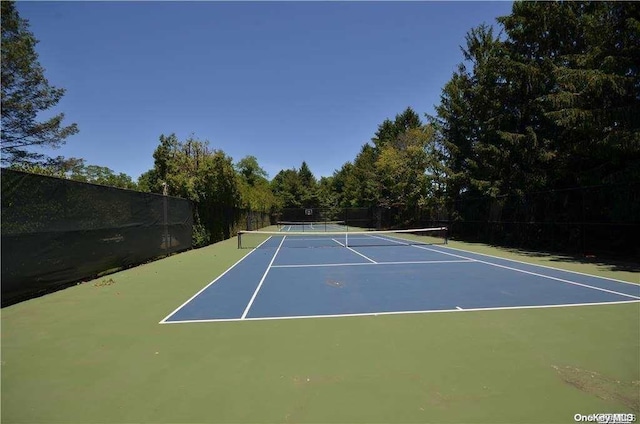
[
  {"x1": 159, "y1": 236, "x2": 273, "y2": 323},
  {"x1": 332, "y1": 238, "x2": 345, "y2": 246},
  {"x1": 414, "y1": 245, "x2": 640, "y2": 300},
  {"x1": 271, "y1": 259, "x2": 474, "y2": 268},
  {"x1": 240, "y1": 235, "x2": 287, "y2": 319},
  {"x1": 332, "y1": 238, "x2": 377, "y2": 263}
]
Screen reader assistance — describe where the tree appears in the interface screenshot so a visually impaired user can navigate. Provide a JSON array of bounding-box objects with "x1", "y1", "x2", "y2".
[
  {"x1": 329, "y1": 162, "x2": 355, "y2": 207},
  {"x1": 1, "y1": 1, "x2": 78, "y2": 165},
  {"x1": 69, "y1": 164, "x2": 137, "y2": 190},
  {"x1": 427, "y1": 1, "x2": 640, "y2": 253},
  {"x1": 298, "y1": 161, "x2": 316, "y2": 188},
  {"x1": 235, "y1": 155, "x2": 277, "y2": 213},
  {"x1": 431, "y1": 22, "x2": 550, "y2": 199},
  {"x1": 429, "y1": 65, "x2": 475, "y2": 200},
  {"x1": 143, "y1": 133, "x2": 242, "y2": 246},
  {"x1": 271, "y1": 168, "x2": 303, "y2": 208},
  {"x1": 372, "y1": 107, "x2": 422, "y2": 150},
  {"x1": 9, "y1": 156, "x2": 137, "y2": 190},
  {"x1": 317, "y1": 176, "x2": 337, "y2": 208},
  {"x1": 270, "y1": 162, "x2": 320, "y2": 209},
  {"x1": 235, "y1": 155, "x2": 268, "y2": 186},
  {"x1": 137, "y1": 169, "x2": 159, "y2": 193},
  {"x1": 376, "y1": 126, "x2": 435, "y2": 216},
  {"x1": 347, "y1": 144, "x2": 379, "y2": 207},
  {"x1": 298, "y1": 161, "x2": 318, "y2": 208},
  {"x1": 517, "y1": 2, "x2": 640, "y2": 185},
  {"x1": 197, "y1": 150, "x2": 241, "y2": 241}
]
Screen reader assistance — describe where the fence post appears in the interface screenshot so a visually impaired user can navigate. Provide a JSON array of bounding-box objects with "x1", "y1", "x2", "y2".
[{"x1": 162, "y1": 182, "x2": 169, "y2": 252}]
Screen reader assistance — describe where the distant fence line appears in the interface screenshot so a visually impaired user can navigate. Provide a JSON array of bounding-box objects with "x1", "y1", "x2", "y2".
[
  {"x1": 276, "y1": 182, "x2": 639, "y2": 259},
  {"x1": 439, "y1": 183, "x2": 640, "y2": 259},
  {"x1": 403, "y1": 183, "x2": 639, "y2": 259}
]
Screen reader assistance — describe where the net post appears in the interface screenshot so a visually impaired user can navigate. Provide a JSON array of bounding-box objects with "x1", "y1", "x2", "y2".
[
  {"x1": 238, "y1": 231, "x2": 242, "y2": 249},
  {"x1": 444, "y1": 226, "x2": 448, "y2": 244}
]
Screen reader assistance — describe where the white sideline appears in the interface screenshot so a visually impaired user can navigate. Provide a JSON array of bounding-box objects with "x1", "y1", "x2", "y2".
[
  {"x1": 159, "y1": 236, "x2": 273, "y2": 323},
  {"x1": 240, "y1": 235, "x2": 286, "y2": 319},
  {"x1": 438, "y1": 244, "x2": 640, "y2": 286},
  {"x1": 414, "y1": 245, "x2": 640, "y2": 300}
]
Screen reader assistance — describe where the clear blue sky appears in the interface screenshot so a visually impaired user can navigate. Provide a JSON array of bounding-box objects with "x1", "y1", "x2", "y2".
[{"x1": 17, "y1": 1, "x2": 513, "y2": 181}]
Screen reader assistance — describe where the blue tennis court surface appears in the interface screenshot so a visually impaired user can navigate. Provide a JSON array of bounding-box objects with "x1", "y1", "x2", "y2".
[{"x1": 161, "y1": 234, "x2": 640, "y2": 324}]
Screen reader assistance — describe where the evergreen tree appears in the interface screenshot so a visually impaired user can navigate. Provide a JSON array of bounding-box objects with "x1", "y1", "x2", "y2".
[{"x1": 1, "y1": 1, "x2": 78, "y2": 165}]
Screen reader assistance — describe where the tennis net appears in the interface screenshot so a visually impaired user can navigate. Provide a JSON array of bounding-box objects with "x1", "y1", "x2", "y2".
[{"x1": 238, "y1": 227, "x2": 448, "y2": 249}]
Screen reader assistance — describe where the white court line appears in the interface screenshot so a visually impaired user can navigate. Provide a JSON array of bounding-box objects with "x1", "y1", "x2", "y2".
[
  {"x1": 160, "y1": 299, "x2": 640, "y2": 324},
  {"x1": 240, "y1": 235, "x2": 286, "y2": 319},
  {"x1": 159, "y1": 236, "x2": 273, "y2": 323},
  {"x1": 456, "y1": 306, "x2": 463, "y2": 311},
  {"x1": 438, "y1": 245, "x2": 639, "y2": 286},
  {"x1": 271, "y1": 260, "x2": 474, "y2": 268},
  {"x1": 365, "y1": 233, "x2": 639, "y2": 298},
  {"x1": 286, "y1": 237, "x2": 351, "y2": 241},
  {"x1": 413, "y1": 245, "x2": 640, "y2": 300},
  {"x1": 332, "y1": 238, "x2": 377, "y2": 263}
]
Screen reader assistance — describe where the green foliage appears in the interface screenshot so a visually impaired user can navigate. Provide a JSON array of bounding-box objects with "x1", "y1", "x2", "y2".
[
  {"x1": 372, "y1": 107, "x2": 422, "y2": 150},
  {"x1": 9, "y1": 157, "x2": 137, "y2": 190},
  {"x1": 290, "y1": 106, "x2": 445, "y2": 228},
  {"x1": 235, "y1": 155, "x2": 268, "y2": 185},
  {"x1": 143, "y1": 133, "x2": 245, "y2": 245},
  {"x1": 68, "y1": 164, "x2": 137, "y2": 189},
  {"x1": 136, "y1": 169, "x2": 158, "y2": 193},
  {"x1": 191, "y1": 223, "x2": 211, "y2": 248},
  {"x1": 1, "y1": 1, "x2": 78, "y2": 165},
  {"x1": 376, "y1": 126, "x2": 435, "y2": 208},
  {"x1": 271, "y1": 162, "x2": 319, "y2": 209},
  {"x1": 421, "y1": 1, "x2": 640, "y2": 253},
  {"x1": 432, "y1": 1, "x2": 639, "y2": 200},
  {"x1": 348, "y1": 145, "x2": 379, "y2": 207},
  {"x1": 235, "y1": 155, "x2": 278, "y2": 214}
]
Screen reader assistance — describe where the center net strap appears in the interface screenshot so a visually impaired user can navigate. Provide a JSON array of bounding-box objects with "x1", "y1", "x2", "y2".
[{"x1": 238, "y1": 227, "x2": 448, "y2": 249}]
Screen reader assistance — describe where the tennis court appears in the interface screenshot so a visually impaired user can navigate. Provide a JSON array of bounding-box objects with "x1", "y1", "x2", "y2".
[
  {"x1": 162, "y1": 226, "x2": 640, "y2": 324},
  {"x1": 3, "y1": 229, "x2": 639, "y2": 424}
]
